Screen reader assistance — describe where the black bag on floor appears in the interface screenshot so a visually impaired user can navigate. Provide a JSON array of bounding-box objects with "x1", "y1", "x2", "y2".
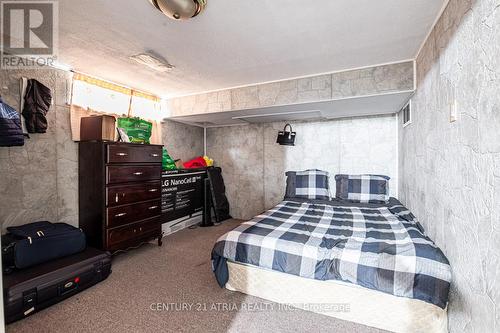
[
  {"x1": 3, "y1": 247, "x2": 111, "y2": 324},
  {"x1": 206, "y1": 167, "x2": 231, "y2": 222},
  {"x1": 2, "y1": 221, "x2": 86, "y2": 272}
]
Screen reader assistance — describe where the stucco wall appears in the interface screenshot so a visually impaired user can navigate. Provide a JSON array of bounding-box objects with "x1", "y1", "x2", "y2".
[
  {"x1": 398, "y1": 0, "x2": 500, "y2": 331},
  {"x1": 208, "y1": 114, "x2": 398, "y2": 220},
  {"x1": 0, "y1": 68, "x2": 204, "y2": 231},
  {"x1": 161, "y1": 120, "x2": 204, "y2": 162},
  {"x1": 0, "y1": 67, "x2": 77, "y2": 230}
]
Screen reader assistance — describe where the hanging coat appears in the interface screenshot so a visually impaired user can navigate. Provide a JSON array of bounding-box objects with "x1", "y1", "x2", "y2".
[
  {"x1": 22, "y1": 79, "x2": 52, "y2": 133},
  {"x1": 0, "y1": 97, "x2": 24, "y2": 147}
]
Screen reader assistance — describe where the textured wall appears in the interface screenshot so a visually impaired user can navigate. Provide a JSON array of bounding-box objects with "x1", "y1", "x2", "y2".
[
  {"x1": 206, "y1": 124, "x2": 265, "y2": 220},
  {"x1": 398, "y1": 0, "x2": 500, "y2": 331},
  {"x1": 208, "y1": 114, "x2": 398, "y2": 220},
  {"x1": 331, "y1": 62, "x2": 414, "y2": 99},
  {"x1": 0, "y1": 67, "x2": 78, "y2": 230},
  {"x1": 168, "y1": 62, "x2": 414, "y2": 117},
  {"x1": 0, "y1": 69, "x2": 204, "y2": 231},
  {"x1": 161, "y1": 120, "x2": 204, "y2": 162},
  {"x1": 167, "y1": 90, "x2": 232, "y2": 117}
]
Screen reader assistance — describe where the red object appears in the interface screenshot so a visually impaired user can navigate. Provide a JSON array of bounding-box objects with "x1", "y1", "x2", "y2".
[
  {"x1": 74, "y1": 277, "x2": 80, "y2": 283},
  {"x1": 183, "y1": 157, "x2": 207, "y2": 169}
]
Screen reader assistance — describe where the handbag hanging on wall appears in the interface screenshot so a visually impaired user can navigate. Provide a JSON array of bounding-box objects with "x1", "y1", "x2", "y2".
[{"x1": 276, "y1": 123, "x2": 296, "y2": 146}]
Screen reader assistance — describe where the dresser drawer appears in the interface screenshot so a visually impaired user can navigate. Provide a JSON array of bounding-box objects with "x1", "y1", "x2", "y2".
[
  {"x1": 106, "y1": 199, "x2": 161, "y2": 228},
  {"x1": 107, "y1": 144, "x2": 162, "y2": 164},
  {"x1": 107, "y1": 217, "x2": 160, "y2": 247},
  {"x1": 136, "y1": 218, "x2": 161, "y2": 235},
  {"x1": 106, "y1": 181, "x2": 161, "y2": 207},
  {"x1": 106, "y1": 165, "x2": 161, "y2": 184}
]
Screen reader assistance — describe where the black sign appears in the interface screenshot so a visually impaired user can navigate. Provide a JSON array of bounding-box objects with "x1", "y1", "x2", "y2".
[{"x1": 161, "y1": 169, "x2": 206, "y2": 223}]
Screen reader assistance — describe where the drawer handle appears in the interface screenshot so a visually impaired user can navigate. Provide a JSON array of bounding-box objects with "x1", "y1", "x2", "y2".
[
  {"x1": 116, "y1": 152, "x2": 128, "y2": 156},
  {"x1": 133, "y1": 172, "x2": 144, "y2": 176},
  {"x1": 115, "y1": 212, "x2": 127, "y2": 217},
  {"x1": 151, "y1": 153, "x2": 159, "y2": 157},
  {"x1": 148, "y1": 188, "x2": 158, "y2": 192},
  {"x1": 133, "y1": 229, "x2": 137, "y2": 233},
  {"x1": 115, "y1": 193, "x2": 126, "y2": 203},
  {"x1": 139, "y1": 227, "x2": 143, "y2": 232},
  {"x1": 148, "y1": 206, "x2": 158, "y2": 210}
]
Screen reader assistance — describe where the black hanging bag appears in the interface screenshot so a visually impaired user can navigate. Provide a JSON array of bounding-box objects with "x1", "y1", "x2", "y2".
[
  {"x1": 2, "y1": 221, "x2": 86, "y2": 273},
  {"x1": 276, "y1": 123, "x2": 296, "y2": 146}
]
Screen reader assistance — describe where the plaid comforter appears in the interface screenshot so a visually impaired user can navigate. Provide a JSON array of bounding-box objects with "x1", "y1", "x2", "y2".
[{"x1": 212, "y1": 199, "x2": 451, "y2": 308}]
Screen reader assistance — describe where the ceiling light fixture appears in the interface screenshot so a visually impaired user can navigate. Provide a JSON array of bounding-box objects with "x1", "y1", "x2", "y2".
[
  {"x1": 129, "y1": 53, "x2": 174, "y2": 72},
  {"x1": 149, "y1": 0, "x2": 207, "y2": 20}
]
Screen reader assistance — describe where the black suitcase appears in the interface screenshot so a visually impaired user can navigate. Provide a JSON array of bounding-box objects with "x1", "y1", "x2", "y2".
[
  {"x1": 3, "y1": 247, "x2": 112, "y2": 324},
  {"x1": 2, "y1": 221, "x2": 86, "y2": 272}
]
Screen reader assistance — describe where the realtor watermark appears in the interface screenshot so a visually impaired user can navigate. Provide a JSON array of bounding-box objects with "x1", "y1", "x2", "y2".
[
  {"x1": 150, "y1": 302, "x2": 351, "y2": 313},
  {"x1": 1, "y1": 0, "x2": 58, "y2": 69}
]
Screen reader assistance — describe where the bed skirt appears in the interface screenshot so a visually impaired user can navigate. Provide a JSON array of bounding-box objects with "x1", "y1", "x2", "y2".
[{"x1": 225, "y1": 261, "x2": 447, "y2": 333}]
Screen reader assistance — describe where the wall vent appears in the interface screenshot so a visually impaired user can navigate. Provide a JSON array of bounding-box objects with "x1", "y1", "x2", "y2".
[{"x1": 402, "y1": 101, "x2": 411, "y2": 127}]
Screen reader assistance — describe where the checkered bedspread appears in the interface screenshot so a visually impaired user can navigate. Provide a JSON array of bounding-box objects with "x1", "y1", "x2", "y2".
[{"x1": 212, "y1": 199, "x2": 451, "y2": 308}]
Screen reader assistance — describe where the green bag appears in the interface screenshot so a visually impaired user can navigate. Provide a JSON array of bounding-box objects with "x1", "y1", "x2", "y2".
[
  {"x1": 117, "y1": 117, "x2": 152, "y2": 144},
  {"x1": 162, "y1": 147, "x2": 176, "y2": 170}
]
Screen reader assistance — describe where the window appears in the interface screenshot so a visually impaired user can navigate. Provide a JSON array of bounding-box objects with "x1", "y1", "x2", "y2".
[
  {"x1": 71, "y1": 73, "x2": 164, "y2": 120},
  {"x1": 402, "y1": 101, "x2": 411, "y2": 127},
  {"x1": 70, "y1": 73, "x2": 164, "y2": 143},
  {"x1": 71, "y1": 77, "x2": 131, "y2": 115}
]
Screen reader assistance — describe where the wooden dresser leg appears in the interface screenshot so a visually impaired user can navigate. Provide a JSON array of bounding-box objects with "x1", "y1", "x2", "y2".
[{"x1": 158, "y1": 235, "x2": 163, "y2": 247}]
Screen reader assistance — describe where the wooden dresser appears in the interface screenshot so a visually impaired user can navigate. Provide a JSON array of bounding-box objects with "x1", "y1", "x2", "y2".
[{"x1": 78, "y1": 142, "x2": 163, "y2": 253}]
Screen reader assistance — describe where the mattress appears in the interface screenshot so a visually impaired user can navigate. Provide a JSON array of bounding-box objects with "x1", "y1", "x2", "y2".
[
  {"x1": 226, "y1": 261, "x2": 448, "y2": 333},
  {"x1": 212, "y1": 198, "x2": 451, "y2": 308}
]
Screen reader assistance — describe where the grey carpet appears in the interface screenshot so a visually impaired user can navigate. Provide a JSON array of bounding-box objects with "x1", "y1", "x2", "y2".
[{"x1": 8, "y1": 219, "x2": 385, "y2": 333}]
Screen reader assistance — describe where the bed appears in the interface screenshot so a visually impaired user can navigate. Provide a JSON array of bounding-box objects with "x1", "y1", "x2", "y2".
[{"x1": 211, "y1": 198, "x2": 451, "y2": 333}]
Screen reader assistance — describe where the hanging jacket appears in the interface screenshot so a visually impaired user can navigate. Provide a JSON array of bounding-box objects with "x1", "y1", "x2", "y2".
[
  {"x1": 0, "y1": 97, "x2": 24, "y2": 147},
  {"x1": 22, "y1": 79, "x2": 52, "y2": 133}
]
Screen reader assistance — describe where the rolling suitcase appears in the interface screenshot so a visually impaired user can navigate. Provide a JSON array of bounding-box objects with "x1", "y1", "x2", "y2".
[{"x1": 3, "y1": 247, "x2": 112, "y2": 324}]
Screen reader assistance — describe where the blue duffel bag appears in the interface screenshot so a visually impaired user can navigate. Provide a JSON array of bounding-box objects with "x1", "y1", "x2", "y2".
[{"x1": 2, "y1": 221, "x2": 86, "y2": 272}]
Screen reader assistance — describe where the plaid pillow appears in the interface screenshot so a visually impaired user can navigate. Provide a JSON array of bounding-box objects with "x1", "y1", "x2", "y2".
[
  {"x1": 285, "y1": 169, "x2": 330, "y2": 200},
  {"x1": 335, "y1": 174, "x2": 390, "y2": 203}
]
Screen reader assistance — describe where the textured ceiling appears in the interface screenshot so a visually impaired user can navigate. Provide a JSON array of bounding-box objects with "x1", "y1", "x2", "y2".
[{"x1": 57, "y1": 0, "x2": 445, "y2": 97}]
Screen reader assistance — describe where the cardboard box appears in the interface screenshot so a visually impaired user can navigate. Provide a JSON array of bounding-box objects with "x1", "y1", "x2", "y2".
[{"x1": 80, "y1": 115, "x2": 116, "y2": 141}]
